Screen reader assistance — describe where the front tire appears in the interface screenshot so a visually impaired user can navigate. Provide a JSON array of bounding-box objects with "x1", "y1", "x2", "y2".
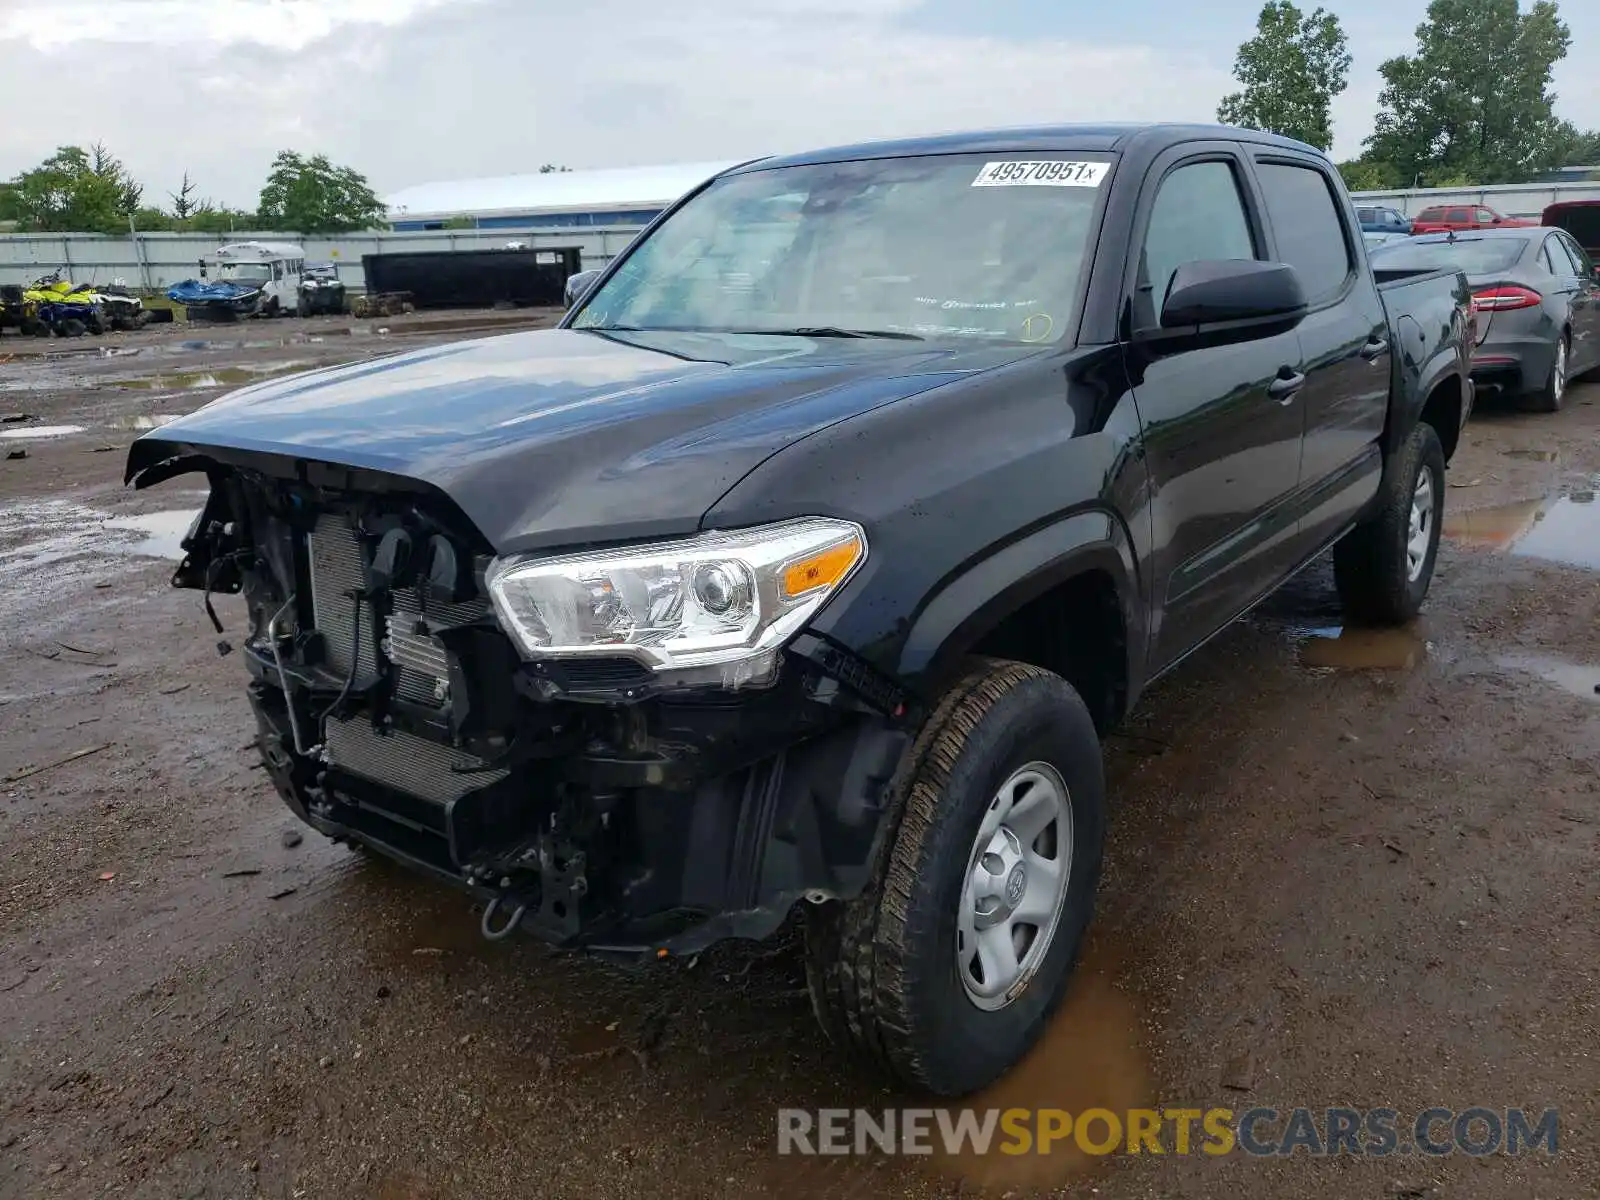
[
  {"x1": 1334, "y1": 421, "x2": 1445, "y2": 625},
  {"x1": 804, "y1": 659, "x2": 1106, "y2": 1097}
]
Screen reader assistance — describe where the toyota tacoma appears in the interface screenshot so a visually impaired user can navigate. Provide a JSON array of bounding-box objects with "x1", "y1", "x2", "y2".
[{"x1": 125, "y1": 124, "x2": 1473, "y2": 1096}]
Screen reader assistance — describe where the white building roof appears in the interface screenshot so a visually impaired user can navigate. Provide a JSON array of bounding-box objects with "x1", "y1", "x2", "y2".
[{"x1": 383, "y1": 160, "x2": 749, "y2": 221}]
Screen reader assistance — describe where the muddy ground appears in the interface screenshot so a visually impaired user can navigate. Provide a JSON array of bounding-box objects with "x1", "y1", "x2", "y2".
[{"x1": 0, "y1": 321, "x2": 1597, "y2": 1200}]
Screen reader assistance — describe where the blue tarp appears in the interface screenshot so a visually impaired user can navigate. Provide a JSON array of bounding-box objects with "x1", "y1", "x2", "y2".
[{"x1": 166, "y1": 279, "x2": 259, "y2": 304}]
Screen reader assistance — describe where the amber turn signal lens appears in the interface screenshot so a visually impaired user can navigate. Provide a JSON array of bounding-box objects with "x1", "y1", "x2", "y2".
[{"x1": 780, "y1": 537, "x2": 863, "y2": 599}]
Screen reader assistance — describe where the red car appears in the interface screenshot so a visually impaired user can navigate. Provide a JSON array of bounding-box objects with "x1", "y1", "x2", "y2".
[{"x1": 1410, "y1": 203, "x2": 1537, "y2": 233}]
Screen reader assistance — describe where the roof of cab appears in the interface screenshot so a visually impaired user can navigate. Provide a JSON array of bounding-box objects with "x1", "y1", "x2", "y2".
[{"x1": 727, "y1": 123, "x2": 1326, "y2": 174}]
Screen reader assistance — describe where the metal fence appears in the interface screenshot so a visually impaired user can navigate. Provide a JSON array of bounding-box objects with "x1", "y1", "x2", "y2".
[
  {"x1": 0, "y1": 225, "x2": 647, "y2": 292},
  {"x1": 1350, "y1": 179, "x2": 1600, "y2": 220},
  {"x1": 5, "y1": 174, "x2": 1600, "y2": 292}
]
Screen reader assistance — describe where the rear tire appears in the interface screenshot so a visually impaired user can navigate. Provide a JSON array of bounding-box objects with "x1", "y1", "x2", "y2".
[
  {"x1": 803, "y1": 658, "x2": 1106, "y2": 1097},
  {"x1": 1521, "y1": 331, "x2": 1568, "y2": 413},
  {"x1": 1334, "y1": 421, "x2": 1445, "y2": 626}
]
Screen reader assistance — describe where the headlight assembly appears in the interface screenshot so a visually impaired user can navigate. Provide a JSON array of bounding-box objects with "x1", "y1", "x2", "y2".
[{"x1": 485, "y1": 517, "x2": 867, "y2": 690}]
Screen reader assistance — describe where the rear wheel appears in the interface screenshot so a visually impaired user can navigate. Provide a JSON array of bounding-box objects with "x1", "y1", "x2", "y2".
[
  {"x1": 803, "y1": 659, "x2": 1106, "y2": 1097},
  {"x1": 1334, "y1": 421, "x2": 1445, "y2": 625},
  {"x1": 1521, "y1": 331, "x2": 1568, "y2": 413}
]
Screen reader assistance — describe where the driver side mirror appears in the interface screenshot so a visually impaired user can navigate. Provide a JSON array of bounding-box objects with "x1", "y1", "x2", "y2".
[
  {"x1": 1142, "y1": 259, "x2": 1308, "y2": 351},
  {"x1": 564, "y1": 269, "x2": 601, "y2": 309}
]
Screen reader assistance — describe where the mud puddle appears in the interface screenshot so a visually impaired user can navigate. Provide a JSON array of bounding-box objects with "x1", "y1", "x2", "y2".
[
  {"x1": 0, "y1": 499, "x2": 198, "y2": 568},
  {"x1": 112, "y1": 362, "x2": 317, "y2": 391},
  {"x1": 1446, "y1": 492, "x2": 1600, "y2": 571},
  {"x1": 1, "y1": 424, "x2": 86, "y2": 439},
  {"x1": 1497, "y1": 654, "x2": 1600, "y2": 702},
  {"x1": 106, "y1": 413, "x2": 182, "y2": 430},
  {"x1": 1299, "y1": 623, "x2": 1429, "y2": 670},
  {"x1": 931, "y1": 941, "x2": 1149, "y2": 1192}
]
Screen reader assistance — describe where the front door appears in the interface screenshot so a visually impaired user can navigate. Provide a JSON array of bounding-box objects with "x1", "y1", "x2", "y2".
[
  {"x1": 1249, "y1": 154, "x2": 1389, "y2": 551},
  {"x1": 1127, "y1": 151, "x2": 1307, "y2": 670}
]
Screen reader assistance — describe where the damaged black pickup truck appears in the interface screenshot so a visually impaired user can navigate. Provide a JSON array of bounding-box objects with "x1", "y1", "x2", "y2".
[{"x1": 126, "y1": 124, "x2": 1473, "y2": 1096}]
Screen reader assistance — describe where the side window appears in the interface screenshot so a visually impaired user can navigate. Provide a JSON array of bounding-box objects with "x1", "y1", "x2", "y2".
[
  {"x1": 1447, "y1": 208, "x2": 1471, "y2": 224},
  {"x1": 271, "y1": 260, "x2": 283, "y2": 281},
  {"x1": 1418, "y1": 207, "x2": 1443, "y2": 221},
  {"x1": 1475, "y1": 208, "x2": 1497, "y2": 224},
  {"x1": 1254, "y1": 161, "x2": 1354, "y2": 304},
  {"x1": 1140, "y1": 159, "x2": 1257, "y2": 315},
  {"x1": 1557, "y1": 234, "x2": 1589, "y2": 276},
  {"x1": 1538, "y1": 241, "x2": 1559, "y2": 274}
]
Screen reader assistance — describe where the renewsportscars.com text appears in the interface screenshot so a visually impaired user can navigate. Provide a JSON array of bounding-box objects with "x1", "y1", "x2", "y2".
[{"x1": 777, "y1": 1106, "x2": 1559, "y2": 1158}]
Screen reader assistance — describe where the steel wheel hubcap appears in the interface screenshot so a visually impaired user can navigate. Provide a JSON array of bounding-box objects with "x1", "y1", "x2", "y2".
[
  {"x1": 1406, "y1": 466, "x2": 1434, "y2": 583},
  {"x1": 957, "y1": 762, "x2": 1073, "y2": 1011}
]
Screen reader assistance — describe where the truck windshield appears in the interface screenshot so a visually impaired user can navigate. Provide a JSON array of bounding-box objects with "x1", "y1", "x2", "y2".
[
  {"x1": 1370, "y1": 238, "x2": 1525, "y2": 274},
  {"x1": 571, "y1": 153, "x2": 1111, "y2": 343}
]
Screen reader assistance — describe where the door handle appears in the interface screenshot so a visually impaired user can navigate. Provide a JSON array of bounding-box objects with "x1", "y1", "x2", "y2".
[
  {"x1": 1267, "y1": 369, "x2": 1306, "y2": 402},
  {"x1": 1360, "y1": 337, "x2": 1389, "y2": 360}
]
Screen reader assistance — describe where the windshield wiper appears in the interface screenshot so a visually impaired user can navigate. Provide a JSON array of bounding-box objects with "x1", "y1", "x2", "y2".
[
  {"x1": 578, "y1": 323, "x2": 924, "y2": 340},
  {"x1": 751, "y1": 326, "x2": 924, "y2": 340}
]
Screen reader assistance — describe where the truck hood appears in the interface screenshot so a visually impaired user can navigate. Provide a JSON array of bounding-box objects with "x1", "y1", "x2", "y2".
[{"x1": 126, "y1": 326, "x2": 1027, "y2": 553}]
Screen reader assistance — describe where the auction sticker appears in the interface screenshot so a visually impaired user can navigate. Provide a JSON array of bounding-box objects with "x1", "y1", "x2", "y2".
[{"x1": 972, "y1": 160, "x2": 1108, "y2": 187}]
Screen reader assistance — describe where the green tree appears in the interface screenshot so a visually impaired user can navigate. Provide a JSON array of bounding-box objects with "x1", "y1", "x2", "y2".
[
  {"x1": 185, "y1": 207, "x2": 257, "y2": 235},
  {"x1": 5, "y1": 145, "x2": 139, "y2": 233},
  {"x1": 169, "y1": 171, "x2": 203, "y2": 220},
  {"x1": 1553, "y1": 122, "x2": 1600, "y2": 166},
  {"x1": 1365, "y1": 0, "x2": 1571, "y2": 185},
  {"x1": 1337, "y1": 159, "x2": 1402, "y2": 191},
  {"x1": 1217, "y1": 1, "x2": 1352, "y2": 150},
  {"x1": 256, "y1": 151, "x2": 385, "y2": 234}
]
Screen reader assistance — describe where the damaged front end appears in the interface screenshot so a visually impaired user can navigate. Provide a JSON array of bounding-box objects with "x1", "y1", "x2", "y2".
[{"x1": 143, "y1": 453, "x2": 911, "y2": 959}]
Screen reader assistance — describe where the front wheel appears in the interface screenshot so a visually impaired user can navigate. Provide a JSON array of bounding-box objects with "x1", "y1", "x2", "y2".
[
  {"x1": 804, "y1": 659, "x2": 1106, "y2": 1097},
  {"x1": 1333, "y1": 421, "x2": 1445, "y2": 625}
]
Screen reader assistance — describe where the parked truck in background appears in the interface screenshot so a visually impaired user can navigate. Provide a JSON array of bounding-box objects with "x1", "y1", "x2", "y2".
[
  {"x1": 125, "y1": 124, "x2": 1473, "y2": 1096},
  {"x1": 1410, "y1": 203, "x2": 1536, "y2": 234}
]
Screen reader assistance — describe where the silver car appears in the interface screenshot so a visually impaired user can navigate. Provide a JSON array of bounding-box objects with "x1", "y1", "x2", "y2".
[{"x1": 1370, "y1": 227, "x2": 1600, "y2": 412}]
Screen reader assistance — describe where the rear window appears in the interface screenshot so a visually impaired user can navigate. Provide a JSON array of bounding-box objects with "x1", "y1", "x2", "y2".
[
  {"x1": 1417, "y1": 207, "x2": 1445, "y2": 220},
  {"x1": 1369, "y1": 237, "x2": 1526, "y2": 274},
  {"x1": 1356, "y1": 207, "x2": 1377, "y2": 222}
]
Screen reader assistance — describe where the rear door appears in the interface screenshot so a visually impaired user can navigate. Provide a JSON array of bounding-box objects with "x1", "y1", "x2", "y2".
[
  {"x1": 1249, "y1": 151, "x2": 1389, "y2": 553},
  {"x1": 1552, "y1": 232, "x2": 1600, "y2": 373},
  {"x1": 1124, "y1": 145, "x2": 1307, "y2": 667}
]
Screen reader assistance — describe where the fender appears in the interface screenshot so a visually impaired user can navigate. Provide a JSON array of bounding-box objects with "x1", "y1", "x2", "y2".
[{"x1": 897, "y1": 505, "x2": 1145, "y2": 701}]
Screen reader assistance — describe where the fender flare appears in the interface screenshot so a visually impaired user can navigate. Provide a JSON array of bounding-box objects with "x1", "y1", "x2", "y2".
[
  {"x1": 1386, "y1": 351, "x2": 1464, "y2": 469},
  {"x1": 894, "y1": 507, "x2": 1145, "y2": 700}
]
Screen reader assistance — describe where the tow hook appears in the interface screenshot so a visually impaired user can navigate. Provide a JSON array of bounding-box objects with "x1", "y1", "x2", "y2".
[{"x1": 480, "y1": 896, "x2": 527, "y2": 941}]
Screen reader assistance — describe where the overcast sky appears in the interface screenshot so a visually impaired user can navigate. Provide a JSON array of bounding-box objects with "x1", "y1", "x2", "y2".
[{"x1": 2, "y1": 0, "x2": 1596, "y2": 208}]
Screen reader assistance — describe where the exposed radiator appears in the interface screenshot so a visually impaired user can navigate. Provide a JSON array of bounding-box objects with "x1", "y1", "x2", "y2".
[
  {"x1": 306, "y1": 514, "x2": 493, "y2": 707},
  {"x1": 323, "y1": 716, "x2": 506, "y2": 804},
  {"x1": 305, "y1": 514, "x2": 500, "y2": 803}
]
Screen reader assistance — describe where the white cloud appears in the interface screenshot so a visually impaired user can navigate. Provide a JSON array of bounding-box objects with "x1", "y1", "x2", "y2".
[
  {"x1": 2, "y1": 0, "x2": 1592, "y2": 212},
  {"x1": 0, "y1": 0, "x2": 470, "y2": 50},
  {"x1": 0, "y1": 0, "x2": 1233, "y2": 207}
]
